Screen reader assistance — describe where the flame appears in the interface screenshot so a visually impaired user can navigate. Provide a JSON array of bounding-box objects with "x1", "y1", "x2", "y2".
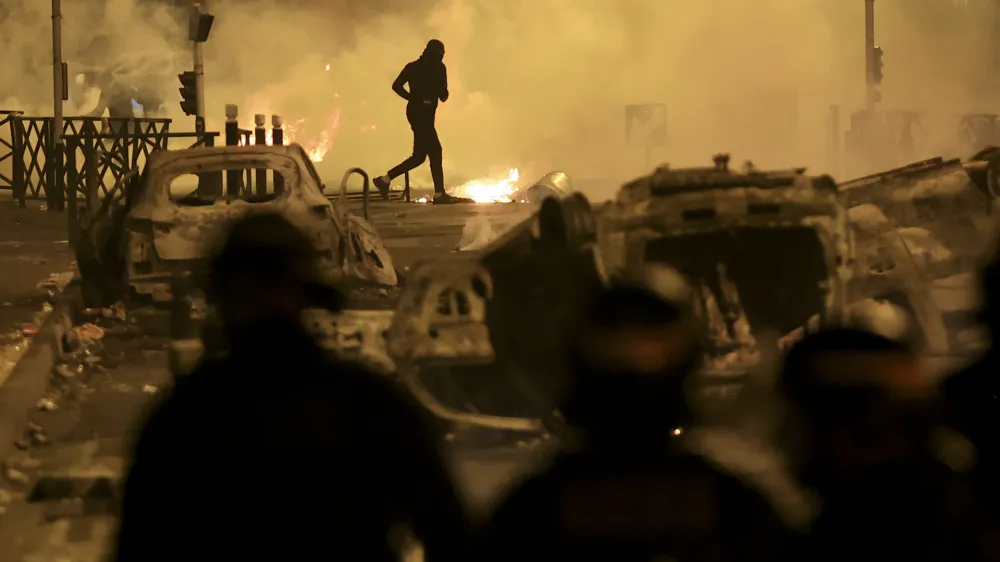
[
  {"x1": 236, "y1": 107, "x2": 340, "y2": 163},
  {"x1": 453, "y1": 168, "x2": 520, "y2": 203}
]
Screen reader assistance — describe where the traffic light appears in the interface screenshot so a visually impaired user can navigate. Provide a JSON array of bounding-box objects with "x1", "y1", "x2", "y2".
[
  {"x1": 178, "y1": 71, "x2": 197, "y2": 116},
  {"x1": 872, "y1": 45, "x2": 884, "y2": 86}
]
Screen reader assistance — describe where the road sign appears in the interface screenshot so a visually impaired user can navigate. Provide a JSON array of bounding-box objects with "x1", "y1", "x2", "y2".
[{"x1": 625, "y1": 103, "x2": 668, "y2": 146}]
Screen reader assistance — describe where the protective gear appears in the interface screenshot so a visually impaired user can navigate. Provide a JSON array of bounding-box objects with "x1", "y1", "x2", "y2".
[
  {"x1": 209, "y1": 213, "x2": 343, "y2": 313},
  {"x1": 560, "y1": 265, "x2": 701, "y2": 438}
]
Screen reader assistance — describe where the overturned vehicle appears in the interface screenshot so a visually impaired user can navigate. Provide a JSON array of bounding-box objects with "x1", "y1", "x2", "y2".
[
  {"x1": 75, "y1": 143, "x2": 397, "y2": 308},
  {"x1": 385, "y1": 154, "x2": 982, "y2": 437},
  {"x1": 838, "y1": 154, "x2": 999, "y2": 356}
]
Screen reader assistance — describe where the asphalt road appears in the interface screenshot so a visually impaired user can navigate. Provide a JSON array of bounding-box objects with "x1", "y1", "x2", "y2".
[
  {"x1": 0, "y1": 198, "x2": 76, "y2": 391},
  {"x1": 0, "y1": 198, "x2": 75, "y2": 325},
  {"x1": 0, "y1": 199, "x2": 539, "y2": 562}
]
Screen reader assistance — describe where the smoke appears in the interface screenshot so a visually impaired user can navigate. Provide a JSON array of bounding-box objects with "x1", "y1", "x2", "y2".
[{"x1": 2, "y1": 0, "x2": 1000, "y2": 200}]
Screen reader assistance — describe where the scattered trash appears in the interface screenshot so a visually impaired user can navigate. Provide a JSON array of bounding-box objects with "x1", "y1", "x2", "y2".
[
  {"x1": 456, "y1": 215, "x2": 498, "y2": 252},
  {"x1": 83, "y1": 301, "x2": 127, "y2": 322},
  {"x1": 72, "y1": 323, "x2": 105, "y2": 344},
  {"x1": 0, "y1": 487, "x2": 12, "y2": 515},
  {"x1": 53, "y1": 364, "x2": 75, "y2": 379},
  {"x1": 36, "y1": 398, "x2": 57, "y2": 412},
  {"x1": 36, "y1": 271, "x2": 74, "y2": 292},
  {"x1": 3, "y1": 466, "x2": 29, "y2": 487},
  {"x1": 0, "y1": 333, "x2": 30, "y2": 387}
]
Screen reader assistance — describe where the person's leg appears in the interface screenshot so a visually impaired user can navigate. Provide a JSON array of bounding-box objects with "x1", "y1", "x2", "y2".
[
  {"x1": 374, "y1": 107, "x2": 428, "y2": 199},
  {"x1": 425, "y1": 113, "x2": 473, "y2": 204},
  {"x1": 427, "y1": 123, "x2": 444, "y2": 195}
]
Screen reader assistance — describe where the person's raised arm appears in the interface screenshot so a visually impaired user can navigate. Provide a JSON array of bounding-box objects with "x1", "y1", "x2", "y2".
[
  {"x1": 439, "y1": 64, "x2": 449, "y2": 103},
  {"x1": 392, "y1": 63, "x2": 412, "y2": 101}
]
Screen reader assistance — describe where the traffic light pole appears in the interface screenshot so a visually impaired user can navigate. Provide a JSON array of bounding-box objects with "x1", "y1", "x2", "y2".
[
  {"x1": 864, "y1": 0, "x2": 876, "y2": 111},
  {"x1": 193, "y1": 2, "x2": 208, "y2": 144},
  {"x1": 193, "y1": 41, "x2": 207, "y2": 141}
]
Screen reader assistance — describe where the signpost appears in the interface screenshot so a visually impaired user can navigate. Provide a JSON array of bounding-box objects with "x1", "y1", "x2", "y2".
[{"x1": 625, "y1": 103, "x2": 668, "y2": 169}]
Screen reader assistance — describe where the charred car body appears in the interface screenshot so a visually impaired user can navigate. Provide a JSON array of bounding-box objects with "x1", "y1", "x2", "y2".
[
  {"x1": 76, "y1": 143, "x2": 397, "y2": 307},
  {"x1": 596, "y1": 154, "x2": 850, "y2": 373},
  {"x1": 387, "y1": 155, "x2": 984, "y2": 436}
]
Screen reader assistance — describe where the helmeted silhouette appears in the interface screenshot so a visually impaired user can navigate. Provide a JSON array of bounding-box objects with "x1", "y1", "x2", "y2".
[
  {"x1": 779, "y1": 328, "x2": 992, "y2": 562},
  {"x1": 113, "y1": 213, "x2": 472, "y2": 562},
  {"x1": 942, "y1": 242, "x2": 1000, "y2": 512},
  {"x1": 485, "y1": 266, "x2": 800, "y2": 562}
]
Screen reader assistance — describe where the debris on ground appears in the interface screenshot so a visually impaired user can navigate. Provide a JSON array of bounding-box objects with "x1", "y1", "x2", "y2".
[
  {"x1": 0, "y1": 486, "x2": 12, "y2": 515},
  {"x1": 0, "y1": 333, "x2": 29, "y2": 387},
  {"x1": 52, "y1": 364, "x2": 76, "y2": 380},
  {"x1": 35, "y1": 398, "x2": 57, "y2": 412},
  {"x1": 71, "y1": 323, "x2": 105, "y2": 345},
  {"x1": 2, "y1": 466, "x2": 28, "y2": 488},
  {"x1": 35, "y1": 271, "x2": 74, "y2": 296},
  {"x1": 82, "y1": 301, "x2": 127, "y2": 322},
  {"x1": 456, "y1": 215, "x2": 498, "y2": 252}
]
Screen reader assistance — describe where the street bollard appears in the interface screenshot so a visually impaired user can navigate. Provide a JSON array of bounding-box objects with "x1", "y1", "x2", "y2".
[
  {"x1": 225, "y1": 104, "x2": 241, "y2": 196},
  {"x1": 254, "y1": 114, "x2": 267, "y2": 196},
  {"x1": 169, "y1": 274, "x2": 205, "y2": 378},
  {"x1": 272, "y1": 115, "x2": 285, "y2": 194}
]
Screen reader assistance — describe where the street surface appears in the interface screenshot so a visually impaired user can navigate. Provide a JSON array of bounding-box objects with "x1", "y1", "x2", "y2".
[
  {"x1": 0, "y1": 197, "x2": 76, "y2": 390},
  {"x1": 0, "y1": 199, "x2": 540, "y2": 562},
  {"x1": 0, "y1": 194, "x2": 989, "y2": 560}
]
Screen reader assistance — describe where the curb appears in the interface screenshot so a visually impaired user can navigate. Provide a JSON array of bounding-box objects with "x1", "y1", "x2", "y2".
[{"x1": 0, "y1": 281, "x2": 82, "y2": 467}]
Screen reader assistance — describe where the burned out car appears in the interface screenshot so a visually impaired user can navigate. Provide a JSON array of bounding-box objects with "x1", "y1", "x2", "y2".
[
  {"x1": 76, "y1": 144, "x2": 397, "y2": 306},
  {"x1": 377, "y1": 192, "x2": 605, "y2": 436},
  {"x1": 837, "y1": 156, "x2": 994, "y2": 357},
  {"x1": 595, "y1": 154, "x2": 851, "y2": 380}
]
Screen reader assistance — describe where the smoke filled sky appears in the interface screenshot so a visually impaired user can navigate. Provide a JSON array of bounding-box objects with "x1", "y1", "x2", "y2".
[{"x1": 1, "y1": 0, "x2": 999, "y2": 195}]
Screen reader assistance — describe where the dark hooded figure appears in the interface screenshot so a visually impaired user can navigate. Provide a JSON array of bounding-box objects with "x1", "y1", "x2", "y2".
[
  {"x1": 484, "y1": 265, "x2": 799, "y2": 562},
  {"x1": 942, "y1": 244, "x2": 1000, "y2": 513},
  {"x1": 374, "y1": 39, "x2": 473, "y2": 204},
  {"x1": 113, "y1": 213, "x2": 472, "y2": 562},
  {"x1": 779, "y1": 328, "x2": 995, "y2": 561}
]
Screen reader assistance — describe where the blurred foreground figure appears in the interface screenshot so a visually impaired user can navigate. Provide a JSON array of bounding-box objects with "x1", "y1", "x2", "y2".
[
  {"x1": 113, "y1": 213, "x2": 471, "y2": 562},
  {"x1": 374, "y1": 39, "x2": 473, "y2": 205},
  {"x1": 485, "y1": 266, "x2": 798, "y2": 562},
  {"x1": 942, "y1": 246, "x2": 1000, "y2": 511},
  {"x1": 779, "y1": 328, "x2": 993, "y2": 561}
]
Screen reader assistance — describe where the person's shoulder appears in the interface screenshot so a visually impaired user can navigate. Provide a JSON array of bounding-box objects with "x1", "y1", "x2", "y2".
[
  {"x1": 491, "y1": 469, "x2": 559, "y2": 522},
  {"x1": 324, "y1": 358, "x2": 408, "y2": 400},
  {"x1": 942, "y1": 353, "x2": 995, "y2": 396}
]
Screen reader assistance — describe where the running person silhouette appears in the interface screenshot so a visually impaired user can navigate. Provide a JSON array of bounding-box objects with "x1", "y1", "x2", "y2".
[{"x1": 374, "y1": 40, "x2": 473, "y2": 204}]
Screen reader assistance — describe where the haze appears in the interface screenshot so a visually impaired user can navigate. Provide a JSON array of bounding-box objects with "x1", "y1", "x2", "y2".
[{"x1": 1, "y1": 0, "x2": 998, "y2": 199}]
